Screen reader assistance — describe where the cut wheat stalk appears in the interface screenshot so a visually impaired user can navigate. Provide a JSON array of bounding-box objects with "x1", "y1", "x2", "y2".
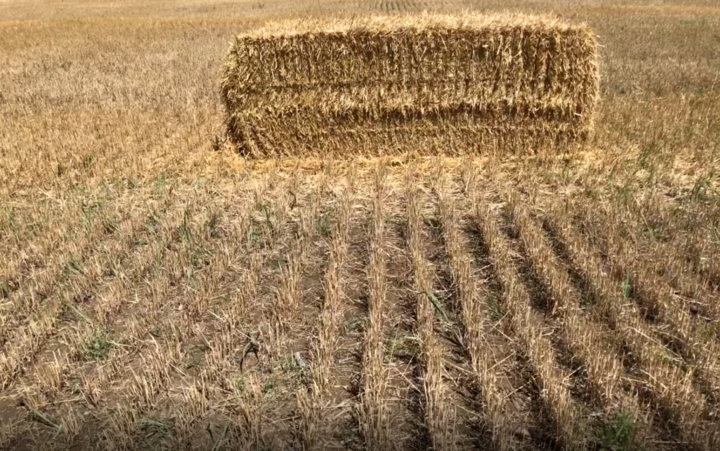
[
  {"x1": 10, "y1": 184, "x2": 275, "y2": 447},
  {"x1": 621, "y1": 198, "x2": 720, "y2": 325},
  {"x1": 505, "y1": 195, "x2": 657, "y2": 442},
  {"x1": 1, "y1": 200, "x2": 139, "y2": 328},
  {"x1": 579, "y1": 200, "x2": 720, "y2": 393},
  {"x1": 127, "y1": 340, "x2": 184, "y2": 410},
  {"x1": 233, "y1": 373, "x2": 266, "y2": 451},
  {"x1": 0, "y1": 421, "x2": 20, "y2": 451},
  {"x1": 543, "y1": 202, "x2": 720, "y2": 450},
  {"x1": 123, "y1": 203, "x2": 238, "y2": 410},
  {"x1": 97, "y1": 406, "x2": 140, "y2": 451},
  {"x1": 267, "y1": 248, "x2": 302, "y2": 357},
  {"x1": 636, "y1": 198, "x2": 720, "y2": 295},
  {"x1": 86, "y1": 219, "x2": 263, "y2": 446},
  {"x1": 188, "y1": 184, "x2": 297, "y2": 449},
  {"x1": 508, "y1": 197, "x2": 623, "y2": 398},
  {"x1": 210, "y1": 224, "x2": 264, "y2": 378},
  {"x1": 156, "y1": 183, "x2": 304, "y2": 437},
  {"x1": 315, "y1": 192, "x2": 354, "y2": 374},
  {"x1": 359, "y1": 164, "x2": 391, "y2": 451},
  {"x1": 434, "y1": 179, "x2": 521, "y2": 451},
  {"x1": 248, "y1": 173, "x2": 328, "y2": 366},
  {"x1": 221, "y1": 12, "x2": 599, "y2": 157},
  {"x1": 642, "y1": 235, "x2": 720, "y2": 329},
  {"x1": 406, "y1": 172, "x2": 456, "y2": 451},
  {"x1": 0, "y1": 204, "x2": 69, "y2": 289},
  {"x1": 172, "y1": 176, "x2": 328, "y2": 449},
  {"x1": 299, "y1": 185, "x2": 352, "y2": 450},
  {"x1": 3, "y1": 206, "x2": 183, "y2": 418},
  {"x1": 0, "y1": 207, "x2": 154, "y2": 391},
  {"x1": 472, "y1": 194, "x2": 589, "y2": 450},
  {"x1": 296, "y1": 386, "x2": 318, "y2": 451}
]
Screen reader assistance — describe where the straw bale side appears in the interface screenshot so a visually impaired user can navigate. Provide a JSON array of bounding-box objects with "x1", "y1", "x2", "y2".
[{"x1": 220, "y1": 13, "x2": 599, "y2": 157}]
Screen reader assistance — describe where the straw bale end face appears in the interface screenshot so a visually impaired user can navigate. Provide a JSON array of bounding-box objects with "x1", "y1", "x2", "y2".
[{"x1": 220, "y1": 13, "x2": 599, "y2": 158}]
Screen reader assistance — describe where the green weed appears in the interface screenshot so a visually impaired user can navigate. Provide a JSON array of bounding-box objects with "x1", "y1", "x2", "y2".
[
  {"x1": 86, "y1": 330, "x2": 114, "y2": 361},
  {"x1": 621, "y1": 269, "x2": 633, "y2": 300},
  {"x1": 316, "y1": 211, "x2": 333, "y2": 237},
  {"x1": 598, "y1": 412, "x2": 635, "y2": 451},
  {"x1": 0, "y1": 280, "x2": 10, "y2": 299}
]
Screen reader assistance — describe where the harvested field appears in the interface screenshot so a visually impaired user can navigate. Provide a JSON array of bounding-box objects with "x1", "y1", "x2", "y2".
[
  {"x1": 2, "y1": 159, "x2": 720, "y2": 450},
  {"x1": 1, "y1": 0, "x2": 720, "y2": 450},
  {"x1": 220, "y1": 13, "x2": 599, "y2": 157}
]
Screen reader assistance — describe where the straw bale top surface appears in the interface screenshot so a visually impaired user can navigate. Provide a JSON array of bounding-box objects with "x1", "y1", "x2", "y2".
[{"x1": 238, "y1": 12, "x2": 589, "y2": 39}]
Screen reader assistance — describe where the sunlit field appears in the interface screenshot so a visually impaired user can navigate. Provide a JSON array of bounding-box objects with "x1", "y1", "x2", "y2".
[{"x1": 1, "y1": 0, "x2": 719, "y2": 449}]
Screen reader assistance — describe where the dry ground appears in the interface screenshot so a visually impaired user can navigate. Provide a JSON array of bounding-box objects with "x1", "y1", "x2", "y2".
[{"x1": 1, "y1": 0, "x2": 720, "y2": 450}]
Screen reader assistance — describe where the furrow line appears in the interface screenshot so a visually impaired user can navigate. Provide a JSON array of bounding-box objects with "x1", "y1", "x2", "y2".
[
  {"x1": 0, "y1": 200, "x2": 191, "y2": 448},
  {"x1": 300, "y1": 185, "x2": 352, "y2": 450},
  {"x1": 11, "y1": 205, "x2": 180, "y2": 395},
  {"x1": 7, "y1": 177, "x2": 274, "y2": 449},
  {"x1": 1, "y1": 185, "x2": 258, "y2": 449},
  {"x1": 0, "y1": 199, "x2": 147, "y2": 348},
  {"x1": 407, "y1": 176, "x2": 456, "y2": 451},
  {"x1": 507, "y1": 197, "x2": 652, "y2": 441},
  {"x1": 544, "y1": 203, "x2": 720, "y2": 450},
  {"x1": 436, "y1": 181, "x2": 521, "y2": 451},
  {"x1": 106, "y1": 180, "x2": 297, "y2": 449},
  {"x1": 359, "y1": 166, "x2": 391, "y2": 451},
  {"x1": 1, "y1": 197, "x2": 115, "y2": 311},
  {"x1": 629, "y1": 200, "x2": 720, "y2": 323},
  {"x1": 473, "y1": 196, "x2": 589, "y2": 450},
  {"x1": 0, "y1": 204, "x2": 158, "y2": 391},
  {"x1": 160, "y1": 175, "x2": 327, "y2": 450},
  {"x1": 580, "y1": 201, "x2": 720, "y2": 392}
]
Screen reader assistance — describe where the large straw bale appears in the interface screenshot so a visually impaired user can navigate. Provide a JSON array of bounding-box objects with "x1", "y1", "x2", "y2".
[{"x1": 220, "y1": 13, "x2": 599, "y2": 158}]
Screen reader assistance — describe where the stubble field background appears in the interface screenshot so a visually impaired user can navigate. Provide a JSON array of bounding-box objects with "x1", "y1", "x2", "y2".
[{"x1": 1, "y1": 0, "x2": 720, "y2": 450}]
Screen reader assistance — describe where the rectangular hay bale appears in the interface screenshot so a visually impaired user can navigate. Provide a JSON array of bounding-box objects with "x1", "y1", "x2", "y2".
[{"x1": 220, "y1": 13, "x2": 599, "y2": 158}]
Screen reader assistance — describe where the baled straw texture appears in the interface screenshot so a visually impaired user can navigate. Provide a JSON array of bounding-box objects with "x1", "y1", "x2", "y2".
[{"x1": 220, "y1": 13, "x2": 599, "y2": 158}]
